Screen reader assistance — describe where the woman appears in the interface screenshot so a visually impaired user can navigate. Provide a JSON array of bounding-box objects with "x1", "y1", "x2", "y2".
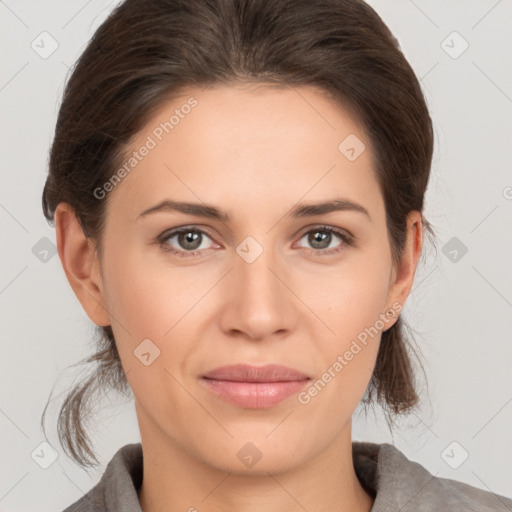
[{"x1": 41, "y1": 0, "x2": 511, "y2": 510}]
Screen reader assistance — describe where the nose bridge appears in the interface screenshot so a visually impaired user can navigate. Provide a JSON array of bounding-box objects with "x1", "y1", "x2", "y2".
[
  {"x1": 222, "y1": 232, "x2": 294, "y2": 338},
  {"x1": 236, "y1": 233, "x2": 285, "y2": 303}
]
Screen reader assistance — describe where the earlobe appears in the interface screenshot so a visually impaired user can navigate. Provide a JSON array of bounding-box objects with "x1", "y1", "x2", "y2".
[
  {"x1": 385, "y1": 211, "x2": 423, "y2": 316},
  {"x1": 54, "y1": 203, "x2": 111, "y2": 327}
]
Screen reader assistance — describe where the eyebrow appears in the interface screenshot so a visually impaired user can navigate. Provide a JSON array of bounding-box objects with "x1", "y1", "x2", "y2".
[{"x1": 138, "y1": 198, "x2": 371, "y2": 222}]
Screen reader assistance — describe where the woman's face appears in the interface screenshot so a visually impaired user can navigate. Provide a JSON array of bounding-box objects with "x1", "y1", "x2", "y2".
[{"x1": 69, "y1": 83, "x2": 420, "y2": 473}]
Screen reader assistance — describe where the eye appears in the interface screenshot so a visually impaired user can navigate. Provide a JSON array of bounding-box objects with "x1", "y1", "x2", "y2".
[
  {"x1": 157, "y1": 224, "x2": 353, "y2": 259},
  {"x1": 295, "y1": 225, "x2": 353, "y2": 256},
  {"x1": 158, "y1": 227, "x2": 218, "y2": 258}
]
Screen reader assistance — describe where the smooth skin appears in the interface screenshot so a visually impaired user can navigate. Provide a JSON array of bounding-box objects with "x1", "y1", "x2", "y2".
[{"x1": 55, "y1": 83, "x2": 422, "y2": 512}]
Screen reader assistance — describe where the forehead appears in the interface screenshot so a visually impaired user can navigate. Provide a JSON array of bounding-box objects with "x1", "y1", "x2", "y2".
[{"x1": 106, "y1": 83, "x2": 381, "y2": 221}]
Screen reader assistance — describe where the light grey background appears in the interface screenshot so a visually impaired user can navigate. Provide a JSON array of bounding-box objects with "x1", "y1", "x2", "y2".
[{"x1": 1, "y1": 1, "x2": 511, "y2": 510}]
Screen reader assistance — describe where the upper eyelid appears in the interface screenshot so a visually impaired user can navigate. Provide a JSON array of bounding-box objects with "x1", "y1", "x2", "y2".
[
  {"x1": 294, "y1": 224, "x2": 353, "y2": 243},
  {"x1": 161, "y1": 225, "x2": 218, "y2": 242}
]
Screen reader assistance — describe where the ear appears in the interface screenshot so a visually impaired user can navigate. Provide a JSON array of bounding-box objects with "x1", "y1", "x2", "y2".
[
  {"x1": 54, "y1": 203, "x2": 111, "y2": 327},
  {"x1": 384, "y1": 210, "x2": 423, "y2": 322}
]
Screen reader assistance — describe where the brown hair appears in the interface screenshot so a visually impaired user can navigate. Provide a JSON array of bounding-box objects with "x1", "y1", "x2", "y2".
[{"x1": 41, "y1": 0, "x2": 434, "y2": 468}]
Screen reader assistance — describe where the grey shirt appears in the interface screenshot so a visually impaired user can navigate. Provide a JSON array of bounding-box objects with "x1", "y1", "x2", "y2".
[{"x1": 63, "y1": 442, "x2": 511, "y2": 511}]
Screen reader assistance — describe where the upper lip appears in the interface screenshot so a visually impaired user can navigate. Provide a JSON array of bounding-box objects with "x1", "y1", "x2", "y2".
[{"x1": 202, "y1": 364, "x2": 310, "y2": 382}]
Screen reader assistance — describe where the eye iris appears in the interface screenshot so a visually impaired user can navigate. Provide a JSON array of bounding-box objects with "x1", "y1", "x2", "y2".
[
  {"x1": 179, "y1": 231, "x2": 202, "y2": 250},
  {"x1": 309, "y1": 230, "x2": 331, "y2": 249}
]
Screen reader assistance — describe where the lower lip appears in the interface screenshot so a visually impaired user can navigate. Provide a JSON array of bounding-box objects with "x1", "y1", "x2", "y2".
[{"x1": 201, "y1": 378, "x2": 310, "y2": 409}]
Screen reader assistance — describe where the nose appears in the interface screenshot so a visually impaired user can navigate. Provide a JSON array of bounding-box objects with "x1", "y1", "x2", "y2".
[{"x1": 218, "y1": 241, "x2": 297, "y2": 342}]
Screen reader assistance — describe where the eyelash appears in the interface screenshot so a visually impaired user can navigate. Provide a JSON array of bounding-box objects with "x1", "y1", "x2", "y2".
[{"x1": 157, "y1": 225, "x2": 354, "y2": 259}]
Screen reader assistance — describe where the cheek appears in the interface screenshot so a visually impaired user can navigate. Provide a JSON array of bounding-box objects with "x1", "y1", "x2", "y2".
[
  {"x1": 100, "y1": 250, "x2": 192, "y2": 405},
  {"x1": 102, "y1": 243, "x2": 200, "y2": 340},
  {"x1": 335, "y1": 266, "x2": 390, "y2": 335},
  {"x1": 302, "y1": 246, "x2": 392, "y2": 394},
  {"x1": 303, "y1": 249, "x2": 392, "y2": 343},
  {"x1": 100, "y1": 243, "x2": 217, "y2": 396}
]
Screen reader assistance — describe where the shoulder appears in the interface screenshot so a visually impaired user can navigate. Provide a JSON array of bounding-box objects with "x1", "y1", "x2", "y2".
[
  {"x1": 62, "y1": 443, "x2": 143, "y2": 512},
  {"x1": 353, "y1": 441, "x2": 512, "y2": 511}
]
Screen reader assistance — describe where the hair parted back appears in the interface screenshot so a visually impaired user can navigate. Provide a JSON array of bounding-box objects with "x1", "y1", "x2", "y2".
[{"x1": 41, "y1": 0, "x2": 434, "y2": 468}]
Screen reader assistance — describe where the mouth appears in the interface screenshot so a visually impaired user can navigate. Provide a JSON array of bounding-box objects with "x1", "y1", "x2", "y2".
[{"x1": 200, "y1": 364, "x2": 311, "y2": 409}]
